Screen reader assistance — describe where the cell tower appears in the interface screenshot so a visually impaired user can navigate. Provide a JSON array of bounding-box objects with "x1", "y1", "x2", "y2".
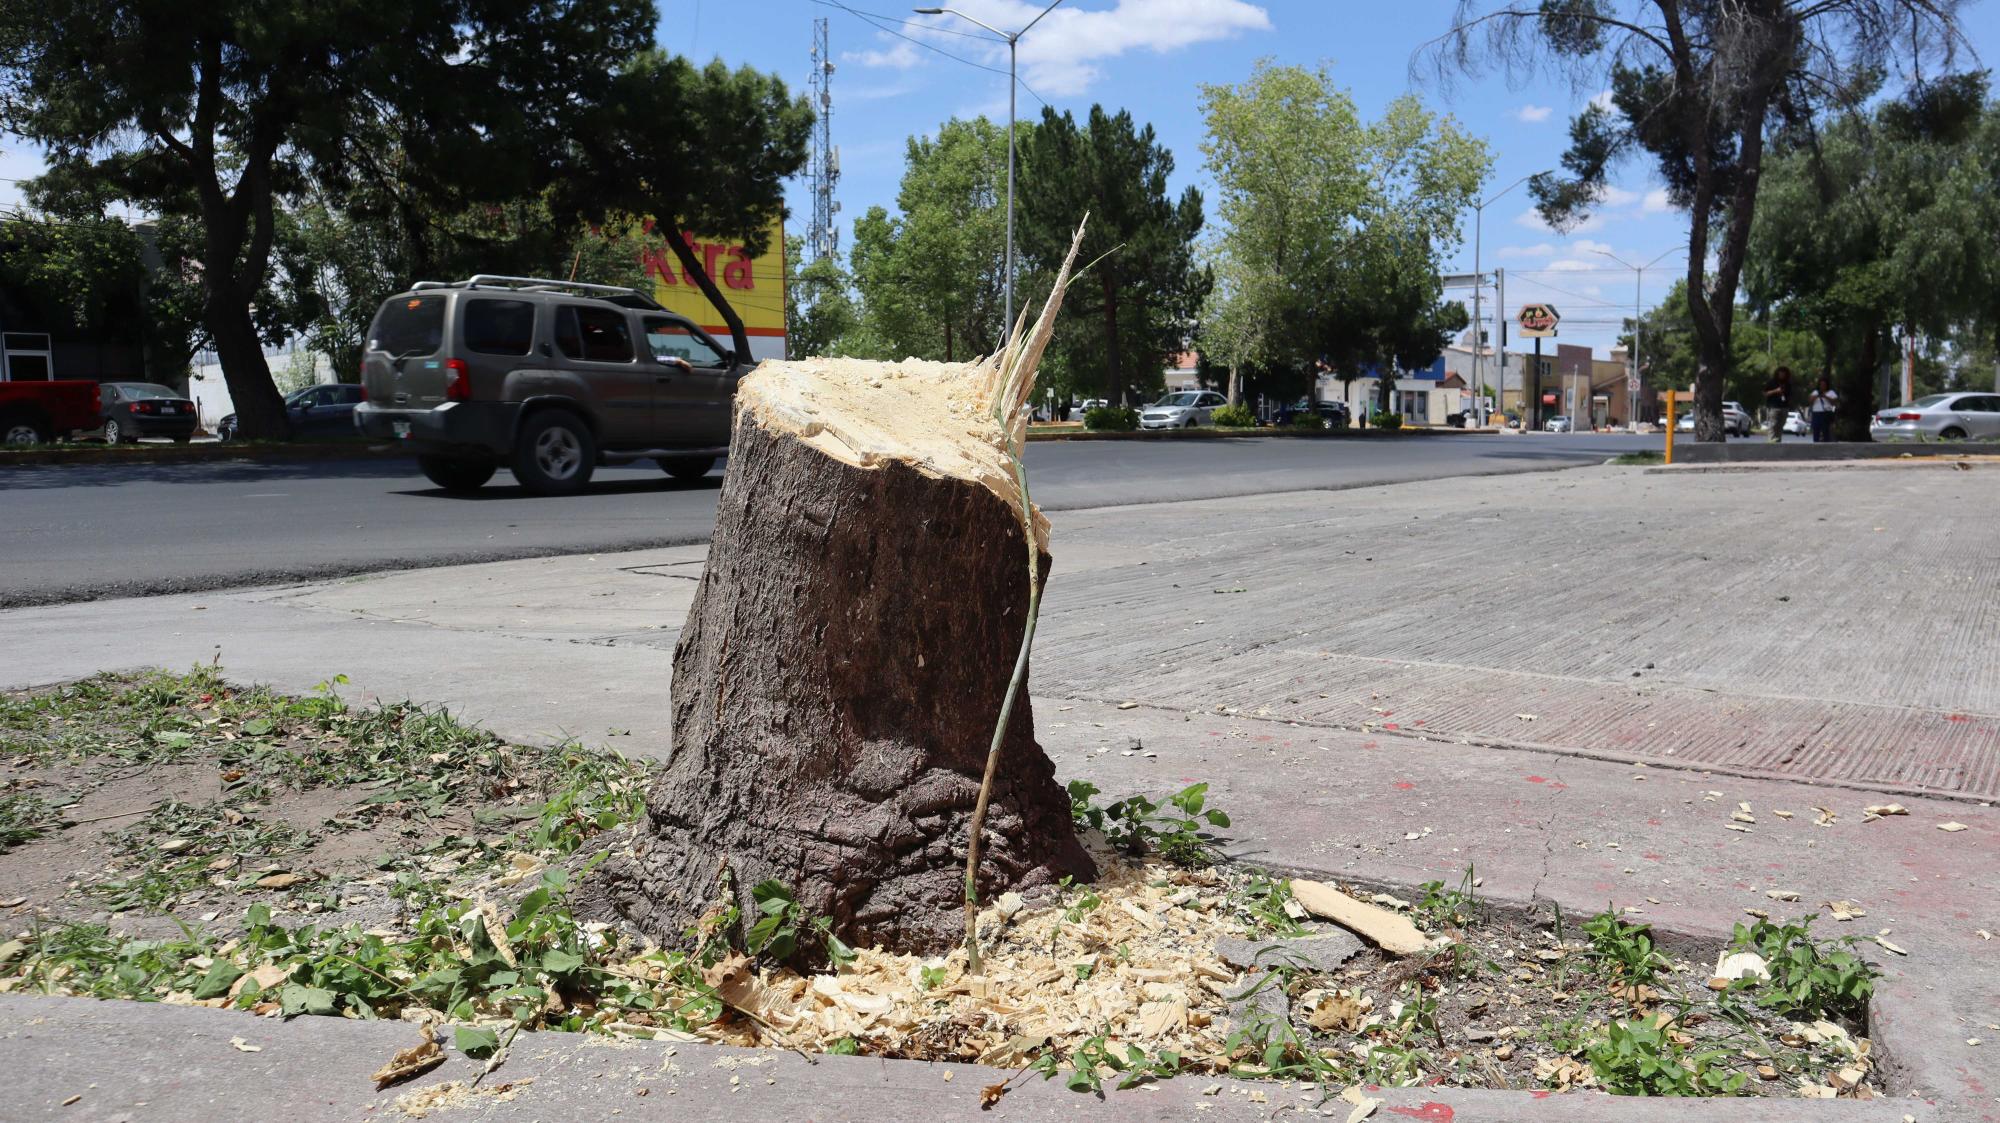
[{"x1": 807, "y1": 18, "x2": 840, "y2": 263}]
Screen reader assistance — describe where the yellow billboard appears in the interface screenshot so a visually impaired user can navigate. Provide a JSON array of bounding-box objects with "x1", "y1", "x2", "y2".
[{"x1": 639, "y1": 219, "x2": 786, "y2": 359}]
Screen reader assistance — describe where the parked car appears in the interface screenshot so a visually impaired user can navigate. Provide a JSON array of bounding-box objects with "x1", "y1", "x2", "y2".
[
  {"x1": 1545, "y1": 415, "x2": 1573, "y2": 433},
  {"x1": 1275, "y1": 398, "x2": 1351, "y2": 429},
  {"x1": 0, "y1": 380, "x2": 101, "y2": 445},
  {"x1": 1673, "y1": 403, "x2": 1752, "y2": 437},
  {"x1": 98, "y1": 382, "x2": 197, "y2": 444},
  {"x1": 219, "y1": 382, "x2": 366, "y2": 442},
  {"x1": 1783, "y1": 410, "x2": 1808, "y2": 436},
  {"x1": 1722, "y1": 401, "x2": 1752, "y2": 436},
  {"x1": 1871, "y1": 392, "x2": 2000, "y2": 441},
  {"x1": 353, "y1": 275, "x2": 747, "y2": 494},
  {"x1": 1139, "y1": 390, "x2": 1227, "y2": 430}
]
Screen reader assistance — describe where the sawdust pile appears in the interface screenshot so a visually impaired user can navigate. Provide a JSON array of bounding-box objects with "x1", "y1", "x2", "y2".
[{"x1": 631, "y1": 858, "x2": 1270, "y2": 1067}]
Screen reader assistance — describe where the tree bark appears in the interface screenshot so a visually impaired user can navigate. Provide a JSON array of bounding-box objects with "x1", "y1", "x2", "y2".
[
  {"x1": 1226, "y1": 364, "x2": 1240, "y2": 406},
  {"x1": 582, "y1": 349, "x2": 1094, "y2": 958}
]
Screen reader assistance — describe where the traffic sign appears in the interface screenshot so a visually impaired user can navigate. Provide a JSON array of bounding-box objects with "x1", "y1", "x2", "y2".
[{"x1": 1517, "y1": 303, "x2": 1560, "y2": 337}]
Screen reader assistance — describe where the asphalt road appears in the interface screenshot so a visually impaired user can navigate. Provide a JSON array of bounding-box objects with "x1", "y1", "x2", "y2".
[{"x1": 0, "y1": 431, "x2": 1659, "y2": 606}]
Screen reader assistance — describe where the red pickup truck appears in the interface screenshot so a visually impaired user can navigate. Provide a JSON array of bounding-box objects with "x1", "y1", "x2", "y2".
[{"x1": 0, "y1": 380, "x2": 102, "y2": 445}]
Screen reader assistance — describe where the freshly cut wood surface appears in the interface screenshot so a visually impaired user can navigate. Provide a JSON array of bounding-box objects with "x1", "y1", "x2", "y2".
[{"x1": 1289, "y1": 879, "x2": 1433, "y2": 957}]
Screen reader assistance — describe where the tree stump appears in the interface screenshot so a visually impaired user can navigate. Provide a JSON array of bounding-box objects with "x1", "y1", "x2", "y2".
[{"x1": 585, "y1": 243, "x2": 1095, "y2": 956}]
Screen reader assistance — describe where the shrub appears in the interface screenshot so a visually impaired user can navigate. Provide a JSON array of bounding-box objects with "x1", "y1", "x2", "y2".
[
  {"x1": 1083, "y1": 406, "x2": 1138, "y2": 431},
  {"x1": 1287, "y1": 411, "x2": 1327, "y2": 431},
  {"x1": 1210, "y1": 403, "x2": 1257, "y2": 428},
  {"x1": 1724, "y1": 916, "x2": 1876, "y2": 1023},
  {"x1": 1369, "y1": 411, "x2": 1403, "y2": 431}
]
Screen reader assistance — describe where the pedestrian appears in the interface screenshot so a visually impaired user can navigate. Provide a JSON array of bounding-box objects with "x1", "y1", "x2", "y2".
[
  {"x1": 1762, "y1": 366, "x2": 1794, "y2": 443},
  {"x1": 1807, "y1": 375, "x2": 1838, "y2": 443}
]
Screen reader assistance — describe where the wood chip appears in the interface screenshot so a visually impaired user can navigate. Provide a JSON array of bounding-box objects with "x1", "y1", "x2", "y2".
[
  {"x1": 1288, "y1": 880, "x2": 1432, "y2": 956},
  {"x1": 1765, "y1": 890, "x2": 1800, "y2": 901},
  {"x1": 1937, "y1": 821, "x2": 1968, "y2": 832},
  {"x1": 1873, "y1": 936, "x2": 1909, "y2": 956},
  {"x1": 372, "y1": 1024, "x2": 446, "y2": 1090}
]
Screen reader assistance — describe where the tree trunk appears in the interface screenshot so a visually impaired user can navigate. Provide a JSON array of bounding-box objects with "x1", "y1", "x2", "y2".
[
  {"x1": 1101, "y1": 273, "x2": 1123, "y2": 406},
  {"x1": 582, "y1": 268, "x2": 1095, "y2": 957},
  {"x1": 667, "y1": 230, "x2": 752, "y2": 362},
  {"x1": 1834, "y1": 328, "x2": 1879, "y2": 441},
  {"x1": 208, "y1": 295, "x2": 290, "y2": 440},
  {"x1": 1226, "y1": 364, "x2": 1240, "y2": 406}
]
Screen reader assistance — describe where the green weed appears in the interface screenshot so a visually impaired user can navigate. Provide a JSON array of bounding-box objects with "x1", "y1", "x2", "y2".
[{"x1": 1724, "y1": 916, "x2": 1875, "y2": 1023}]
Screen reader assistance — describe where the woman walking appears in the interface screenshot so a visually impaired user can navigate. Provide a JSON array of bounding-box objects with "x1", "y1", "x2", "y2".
[{"x1": 1808, "y1": 376, "x2": 1839, "y2": 443}]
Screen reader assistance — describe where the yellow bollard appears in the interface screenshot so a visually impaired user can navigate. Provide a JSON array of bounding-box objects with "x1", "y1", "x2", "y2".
[{"x1": 1664, "y1": 390, "x2": 1675, "y2": 465}]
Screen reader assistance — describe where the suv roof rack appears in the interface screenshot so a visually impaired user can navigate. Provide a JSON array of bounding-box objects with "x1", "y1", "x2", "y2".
[{"x1": 407, "y1": 275, "x2": 664, "y2": 311}]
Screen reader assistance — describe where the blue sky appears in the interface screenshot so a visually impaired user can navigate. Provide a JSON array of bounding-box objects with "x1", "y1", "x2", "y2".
[
  {"x1": 675, "y1": 0, "x2": 1998, "y2": 356},
  {"x1": 5, "y1": 0, "x2": 1991, "y2": 357}
]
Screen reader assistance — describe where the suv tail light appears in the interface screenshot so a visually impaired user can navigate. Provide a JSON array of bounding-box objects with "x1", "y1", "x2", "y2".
[
  {"x1": 444, "y1": 358, "x2": 471, "y2": 402},
  {"x1": 1897, "y1": 412, "x2": 1922, "y2": 420}
]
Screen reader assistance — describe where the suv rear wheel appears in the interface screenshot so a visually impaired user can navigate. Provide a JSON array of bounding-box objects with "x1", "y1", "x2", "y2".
[
  {"x1": 418, "y1": 454, "x2": 496, "y2": 493},
  {"x1": 511, "y1": 409, "x2": 596, "y2": 495},
  {"x1": 2, "y1": 411, "x2": 51, "y2": 446},
  {"x1": 658, "y1": 455, "x2": 716, "y2": 482}
]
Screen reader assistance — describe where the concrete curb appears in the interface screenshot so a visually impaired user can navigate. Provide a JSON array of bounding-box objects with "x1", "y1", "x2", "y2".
[
  {"x1": 0, "y1": 981, "x2": 1934, "y2": 1122},
  {"x1": 1026, "y1": 426, "x2": 1488, "y2": 442},
  {"x1": 1664, "y1": 440, "x2": 2000, "y2": 465},
  {"x1": 0, "y1": 441, "x2": 409, "y2": 467},
  {"x1": 1648, "y1": 456, "x2": 1995, "y2": 475}
]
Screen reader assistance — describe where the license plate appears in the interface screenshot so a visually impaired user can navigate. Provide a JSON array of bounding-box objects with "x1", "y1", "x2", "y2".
[
  {"x1": 160, "y1": 405, "x2": 177, "y2": 414},
  {"x1": 392, "y1": 421, "x2": 411, "y2": 439}
]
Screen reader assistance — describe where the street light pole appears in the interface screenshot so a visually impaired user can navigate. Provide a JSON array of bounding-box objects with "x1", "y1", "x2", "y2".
[
  {"x1": 1594, "y1": 245, "x2": 1684, "y2": 430},
  {"x1": 915, "y1": 1, "x2": 1065, "y2": 346},
  {"x1": 1470, "y1": 172, "x2": 1544, "y2": 428}
]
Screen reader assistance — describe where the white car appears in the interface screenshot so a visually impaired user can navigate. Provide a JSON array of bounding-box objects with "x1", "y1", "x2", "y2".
[
  {"x1": 1783, "y1": 410, "x2": 1808, "y2": 436},
  {"x1": 1139, "y1": 390, "x2": 1226, "y2": 430},
  {"x1": 1674, "y1": 403, "x2": 1753, "y2": 437},
  {"x1": 1544, "y1": 415, "x2": 1573, "y2": 433},
  {"x1": 1871, "y1": 393, "x2": 2000, "y2": 441}
]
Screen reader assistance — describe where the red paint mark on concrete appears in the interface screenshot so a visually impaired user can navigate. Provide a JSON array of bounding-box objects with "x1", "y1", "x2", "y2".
[
  {"x1": 1362, "y1": 741, "x2": 1379, "y2": 749},
  {"x1": 1642, "y1": 853, "x2": 1663, "y2": 862},
  {"x1": 1379, "y1": 711, "x2": 1394, "y2": 718},
  {"x1": 1413, "y1": 719, "x2": 1426, "y2": 726},
  {"x1": 1388, "y1": 1105, "x2": 1454, "y2": 1121},
  {"x1": 1547, "y1": 782, "x2": 1568, "y2": 791},
  {"x1": 1383, "y1": 723, "x2": 1401, "y2": 731},
  {"x1": 1525, "y1": 775, "x2": 1548, "y2": 784},
  {"x1": 1645, "y1": 818, "x2": 1663, "y2": 827},
  {"x1": 1394, "y1": 781, "x2": 1416, "y2": 791},
  {"x1": 1255, "y1": 735, "x2": 1274, "y2": 743},
  {"x1": 1530, "y1": 1090, "x2": 1554, "y2": 1099},
  {"x1": 1947, "y1": 713, "x2": 1970, "y2": 723}
]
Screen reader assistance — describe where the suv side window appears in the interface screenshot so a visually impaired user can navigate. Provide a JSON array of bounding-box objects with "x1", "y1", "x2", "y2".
[
  {"x1": 463, "y1": 298, "x2": 537, "y2": 356},
  {"x1": 642, "y1": 316, "x2": 726, "y2": 367},
  {"x1": 555, "y1": 305, "x2": 634, "y2": 364}
]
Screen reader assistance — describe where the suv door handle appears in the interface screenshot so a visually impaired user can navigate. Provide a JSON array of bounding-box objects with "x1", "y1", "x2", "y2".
[{"x1": 655, "y1": 375, "x2": 673, "y2": 383}]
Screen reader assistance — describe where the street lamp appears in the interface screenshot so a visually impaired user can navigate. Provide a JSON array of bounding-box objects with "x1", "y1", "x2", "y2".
[
  {"x1": 914, "y1": 0, "x2": 1066, "y2": 346},
  {"x1": 1469, "y1": 171, "x2": 1547, "y2": 428},
  {"x1": 1594, "y1": 244, "x2": 1684, "y2": 431}
]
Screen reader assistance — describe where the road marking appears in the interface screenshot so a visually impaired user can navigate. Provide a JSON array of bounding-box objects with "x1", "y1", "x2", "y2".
[{"x1": 243, "y1": 493, "x2": 290, "y2": 498}]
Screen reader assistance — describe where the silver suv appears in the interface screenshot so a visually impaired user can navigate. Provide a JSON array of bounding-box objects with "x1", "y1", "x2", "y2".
[{"x1": 353, "y1": 275, "x2": 747, "y2": 494}]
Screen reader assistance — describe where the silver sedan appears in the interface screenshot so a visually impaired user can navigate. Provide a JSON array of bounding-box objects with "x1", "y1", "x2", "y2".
[{"x1": 1871, "y1": 393, "x2": 2000, "y2": 441}]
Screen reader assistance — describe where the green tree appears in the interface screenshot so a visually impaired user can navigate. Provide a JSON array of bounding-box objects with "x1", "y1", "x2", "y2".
[
  {"x1": 1018, "y1": 105, "x2": 1208, "y2": 407},
  {"x1": 1430, "y1": 0, "x2": 1971, "y2": 441},
  {"x1": 1629, "y1": 280, "x2": 1824, "y2": 410},
  {"x1": 848, "y1": 117, "x2": 1016, "y2": 363},
  {"x1": 0, "y1": 0, "x2": 655, "y2": 439},
  {"x1": 571, "y1": 53, "x2": 811, "y2": 363},
  {"x1": 1200, "y1": 62, "x2": 1486, "y2": 408},
  {"x1": 784, "y1": 235, "x2": 859, "y2": 360},
  {"x1": 1745, "y1": 74, "x2": 2000, "y2": 436}
]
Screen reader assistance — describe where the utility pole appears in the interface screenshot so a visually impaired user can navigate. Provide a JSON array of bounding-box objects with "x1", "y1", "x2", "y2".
[
  {"x1": 1595, "y1": 245, "x2": 1684, "y2": 430},
  {"x1": 1469, "y1": 172, "x2": 1544, "y2": 428}
]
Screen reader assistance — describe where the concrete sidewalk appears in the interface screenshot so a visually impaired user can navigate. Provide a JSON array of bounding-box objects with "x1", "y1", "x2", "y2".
[{"x1": 2, "y1": 464, "x2": 1995, "y2": 1119}]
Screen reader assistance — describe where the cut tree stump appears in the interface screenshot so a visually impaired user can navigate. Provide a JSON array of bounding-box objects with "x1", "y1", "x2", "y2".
[{"x1": 583, "y1": 235, "x2": 1095, "y2": 956}]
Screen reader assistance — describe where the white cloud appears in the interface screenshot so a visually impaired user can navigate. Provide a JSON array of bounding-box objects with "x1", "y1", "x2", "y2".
[
  {"x1": 912, "y1": 0, "x2": 1272, "y2": 98},
  {"x1": 1516, "y1": 104, "x2": 1553, "y2": 123},
  {"x1": 1498, "y1": 243, "x2": 1556, "y2": 259},
  {"x1": 1642, "y1": 187, "x2": 1673, "y2": 214},
  {"x1": 1570, "y1": 239, "x2": 1615, "y2": 255},
  {"x1": 1596, "y1": 185, "x2": 1639, "y2": 207},
  {"x1": 1588, "y1": 89, "x2": 1616, "y2": 113},
  {"x1": 844, "y1": 41, "x2": 922, "y2": 70}
]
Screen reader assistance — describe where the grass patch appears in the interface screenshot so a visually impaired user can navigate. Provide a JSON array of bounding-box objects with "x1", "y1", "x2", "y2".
[{"x1": 1611, "y1": 451, "x2": 1665, "y2": 465}]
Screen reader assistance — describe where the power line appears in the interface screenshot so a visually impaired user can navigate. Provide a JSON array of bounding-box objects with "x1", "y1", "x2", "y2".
[
  {"x1": 814, "y1": 0, "x2": 1050, "y2": 108},
  {"x1": 807, "y1": 0, "x2": 1001, "y2": 41}
]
